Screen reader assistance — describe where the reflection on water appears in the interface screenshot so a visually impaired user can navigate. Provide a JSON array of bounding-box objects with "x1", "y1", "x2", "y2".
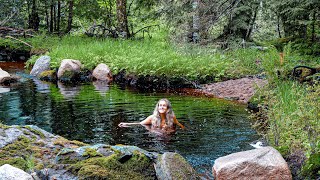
[{"x1": 0, "y1": 69, "x2": 259, "y2": 177}]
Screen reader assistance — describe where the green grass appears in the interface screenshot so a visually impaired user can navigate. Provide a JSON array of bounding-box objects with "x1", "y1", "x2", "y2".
[
  {"x1": 25, "y1": 31, "x2": 278, "y2": 81},
  {"x1": 256, "y1": 80, "x2": 320, "y2": 178},
  {"x1": 20, "y1": 30, "x2": 318, "y2": 83}
]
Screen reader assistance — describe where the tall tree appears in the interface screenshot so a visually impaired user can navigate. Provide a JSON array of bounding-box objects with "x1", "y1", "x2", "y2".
[
  {"x1": 66, "y1": 0, "x2": 74, "y2": 33},
  {"x1": 217, "y1": 0, "x2": 260, "y2": 42},
  {"x1": 56, "y1": 0, "x2": 61, "y2": 33},
  {"x1": 28, "y1": 0, "x2": 40, "y2": 31},
  {"x1": 116, "y1": 0, "x2": 129, "y2": 38}
]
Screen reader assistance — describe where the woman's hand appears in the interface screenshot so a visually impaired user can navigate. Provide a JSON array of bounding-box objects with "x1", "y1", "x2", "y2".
[{"x1": 118, "y1": 122, "x2": 130, "y2": 127}]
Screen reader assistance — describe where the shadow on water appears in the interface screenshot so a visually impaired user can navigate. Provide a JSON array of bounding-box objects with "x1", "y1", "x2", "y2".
[{"x1": 0, "y1": 64, "x2": 260, "y2": 178}]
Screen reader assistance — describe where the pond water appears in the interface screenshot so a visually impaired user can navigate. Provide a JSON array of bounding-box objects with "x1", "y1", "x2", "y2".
[{"x1": 0, "y1": 62, "x2": 260, "y2": 178}]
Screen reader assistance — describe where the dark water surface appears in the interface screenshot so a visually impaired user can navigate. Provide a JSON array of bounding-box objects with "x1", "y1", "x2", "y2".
[{"x1": 0, "y1": 62, "x2": 259, "y2": 177}]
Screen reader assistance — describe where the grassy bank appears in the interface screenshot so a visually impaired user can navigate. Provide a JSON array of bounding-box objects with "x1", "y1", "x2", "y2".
[
  {"x1": 24, "y1": 32, "x2": 271, "y2": 81},
  {"x1": 253, "y1": 80, "x2": 320, "y2": 178}
]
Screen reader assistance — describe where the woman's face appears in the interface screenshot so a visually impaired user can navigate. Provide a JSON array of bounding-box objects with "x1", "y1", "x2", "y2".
[{"x1": 158, "y1": 100, "x2": 168, "y2": 114}]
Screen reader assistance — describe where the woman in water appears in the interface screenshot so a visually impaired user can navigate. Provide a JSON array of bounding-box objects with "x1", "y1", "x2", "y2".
[{"x1": 118, "y1": 98, "x2": 184, "y2": 132}]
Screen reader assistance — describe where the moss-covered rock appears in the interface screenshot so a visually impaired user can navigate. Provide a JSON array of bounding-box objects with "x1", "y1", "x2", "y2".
[
  {"x1": 154, "y1": 152, "x2": 200, "y2": 180},
  {"x1": 39, "y1": 70, "x2": 57, "y2": 82},
  {"x1": 0, "y1": 157, "x2": 27, "y2": 170},
  {"x1": 69, "y1": 151, "x2": 155, "y2": 180}
]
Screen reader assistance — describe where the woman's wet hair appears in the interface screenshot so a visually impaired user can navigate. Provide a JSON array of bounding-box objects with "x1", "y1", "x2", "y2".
[{"x1": 152, "y1": 98, "x2": 175, "y2": 128}]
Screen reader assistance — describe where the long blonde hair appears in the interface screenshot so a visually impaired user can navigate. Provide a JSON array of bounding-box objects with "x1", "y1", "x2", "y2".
[{"x1": 151, "y1": 98, "x2": 175, "y2": 128}]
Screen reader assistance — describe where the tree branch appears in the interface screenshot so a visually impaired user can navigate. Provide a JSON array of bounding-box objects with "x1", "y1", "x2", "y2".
[{"x1": 5, "y1": 36, "x2": 33, "y2": 48}]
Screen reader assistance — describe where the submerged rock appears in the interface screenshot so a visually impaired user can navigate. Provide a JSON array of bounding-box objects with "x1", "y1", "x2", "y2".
[
  {"x1": 30, "y1": 55, "x2": 51, "y2": 77},
  {"x1": 213, "y1": 146, "x2": 292, "y2": 180},
  {"x1": 154, "y1": 152, "x2": 200, "y2": 180}
]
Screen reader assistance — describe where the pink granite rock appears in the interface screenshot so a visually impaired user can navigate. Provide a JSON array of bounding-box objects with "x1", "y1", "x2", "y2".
[{"x1": 213, "y1": 147, "x2": 292, "y2": 180}]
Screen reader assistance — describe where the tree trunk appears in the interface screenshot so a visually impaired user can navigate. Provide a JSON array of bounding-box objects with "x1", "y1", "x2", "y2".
[
  {"x1": 57, "y1": 0, "x2": 61, "y2": 33},
  {"x1": 66, "y1": 0, "x2": 74, "y2": 33},
  {"x1": 245, "y1": 7, "x2": 258, "y2": 40},
  {"x1": 50, "y1": 0, "x2": 54, "y2": 33},
  {"x1": 277, "y1": 15, "x2": 282, "y2": 38},
  {"x1": 106, "y1": 0, "x2": 113, "y2": 28},
  {"x1": 53, "y1": 1, "x2": 57, "y2": 32},
  {"x1": 116, "y1": 0, "x2": 130, "y2": 38},
  {"x1": 311, "y1": 10, "x2": 316, "y2": 42},
  {"x1": 192, "y1": 0, "x2": 200, "y2": 43},
  {"x1": 45, "y1": 1, "x2": 50, "y2": 32},
  {"x1": 28, "y1": 0, "x2": 40, "y2": 31}
]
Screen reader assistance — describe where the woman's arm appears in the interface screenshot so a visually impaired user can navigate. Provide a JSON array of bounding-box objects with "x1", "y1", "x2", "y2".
[
  {"x1": 118, "y1": 115, "x2": 153, "y2": 127},
  {"x1": 173, "y1": 116, "x2": 185, "y2": 129}
]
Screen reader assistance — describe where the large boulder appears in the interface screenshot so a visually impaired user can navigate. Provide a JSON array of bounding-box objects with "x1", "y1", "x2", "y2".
[
  {"x1": 57, "y1": 59, "x2": 82, "y2": 81},
  {"x1": 154, "y1": 152, "x2": 200, "y2": 180},
  {"x1": 0, "y1": 164, "x2": 33, "y2": 180},
  {"x1": 30, "y1": 55, "x2": 51, "y2": 77},
  {"x1": 92, "y1": 63, "x2": 113, "y2": 82},
  {"x1": 213, "y1": 147, "x2": 292, "y2": 180}
]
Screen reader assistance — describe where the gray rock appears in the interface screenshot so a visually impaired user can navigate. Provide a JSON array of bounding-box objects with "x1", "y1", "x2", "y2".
[
  {"x1": 213, "y1": 146, "x2": 292, "y2": 180},
  {"x1": 154, "y1": 152, "x2": 200, "y2": 180},
  {"x1": 55, "y1": 144, "x2": 114, "y2": 164},
  {"x1": 0, "y1": 164, "x2": 33, "y2": 180},
  {"x1": 25, "y1": 125, "x2": 55, "y2": 138},
  {"x1": 92, "y1": 63, "x2": 113, "y2": 81},
  {"x1": 0, "y1": 127, "x2": 24, "y2": 148},
  {"x1": 111, "y1": 145, "x2": 158, "y2": 160},
  {"x1": 30, "y1": 56, "x2": 51, "y2": 77}
]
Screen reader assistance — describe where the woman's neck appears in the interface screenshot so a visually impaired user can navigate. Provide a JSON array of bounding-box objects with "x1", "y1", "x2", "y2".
[{"x1": 160, "y1": 113, "x2": 166, "y2": 120}]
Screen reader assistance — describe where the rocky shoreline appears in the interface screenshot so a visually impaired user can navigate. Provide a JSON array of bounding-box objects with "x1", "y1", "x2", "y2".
[
  {"x1": 0, "y1": 124, "x2": 292, "y2": 180},
  {"x1": 0, "y1": 124, "x2": 200, "y2": 179},
  {"x1": 198, "y1": 77, "x2": 268, "y2": 104}
]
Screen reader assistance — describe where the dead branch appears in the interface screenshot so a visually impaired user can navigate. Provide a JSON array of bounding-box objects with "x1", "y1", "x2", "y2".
[
  {"x1": 5, "y1": 35, "x2": 33, "y2": 48},
  {"x1": 132, "y1": 24, "x2": 159, "y2": 37}
]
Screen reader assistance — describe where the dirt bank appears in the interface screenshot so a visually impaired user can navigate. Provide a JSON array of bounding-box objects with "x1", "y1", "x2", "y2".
[{"x1": 198, "y1": 77, "x2": 268, "y2": 103}]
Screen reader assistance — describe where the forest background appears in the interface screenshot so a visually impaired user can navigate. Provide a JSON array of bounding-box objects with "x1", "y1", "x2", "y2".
[{"x1": 1, "y1": 0, "x2": 320, "y2": 178}]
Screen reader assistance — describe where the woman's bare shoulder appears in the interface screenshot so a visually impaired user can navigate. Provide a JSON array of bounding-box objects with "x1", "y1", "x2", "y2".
[{"x1": 140, "y1": 115, "x2": 153, "y2": 125}]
